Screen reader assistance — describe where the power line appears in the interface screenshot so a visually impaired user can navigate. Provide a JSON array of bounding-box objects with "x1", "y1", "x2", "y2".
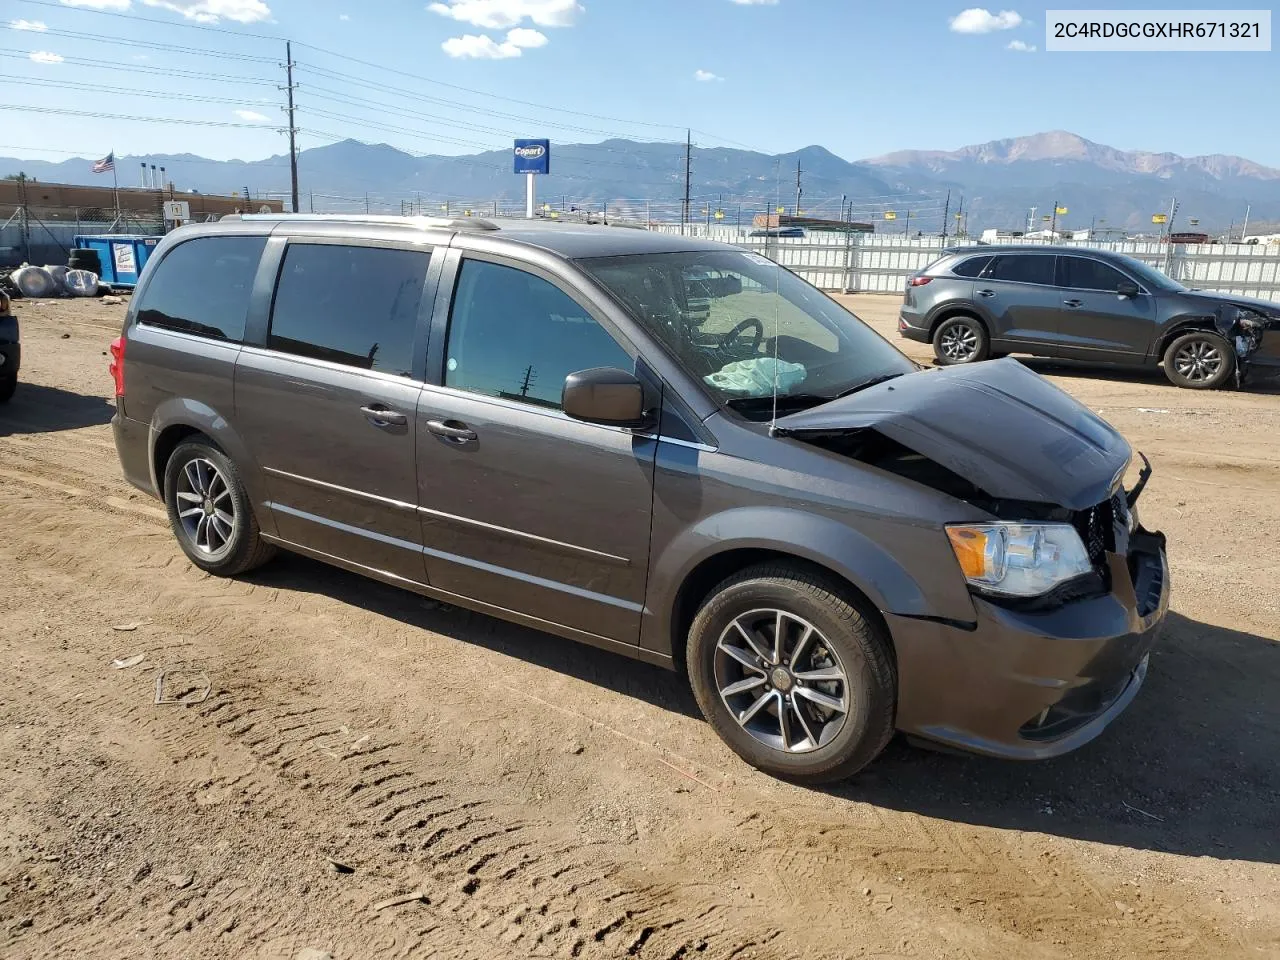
[
  {"x1": 0, "y1": 103, "x2": 284, "y2": 131},
  {"x1": 3, "y1": 47, "x2": 278, "y2": 85},
  {"x1": 4, "y1": 22, "x2": 279, "y2": 63},
  {"x1": 12, "y1": 74, "x2": 277, "y2": 108}
]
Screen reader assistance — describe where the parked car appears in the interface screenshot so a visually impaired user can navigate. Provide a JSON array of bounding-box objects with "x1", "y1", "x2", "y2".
[
  {"x1": 0, "y1": 289, "x2": 18, "y2": 403},
  {"x1": 110, "y1": 216, "x2": 1168, "y2": 782},
  {"x1": 899, "y1": 245, "x2": 1280, "y2": 389}
]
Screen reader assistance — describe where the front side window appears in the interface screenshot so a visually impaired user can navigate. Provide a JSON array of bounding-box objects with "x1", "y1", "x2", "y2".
[
  {"x1": 986, "y1": 254, "x2": 1055, "y2": 286},
  {"x1": 268, "y1": 243, "x2": 430, "y2": 377},
  {"x1": 579, "y1": 250, "x2": 916, "y2": 419},
  {"x1": 444, "y1": 259, "x2": 632, "y2": 410},
  {"x1": 136, "y1": 236, "x2": 266, "y2": 342},
  {"x1": 1058, "y1": 256, "x2": 1130, "y2": 292}
]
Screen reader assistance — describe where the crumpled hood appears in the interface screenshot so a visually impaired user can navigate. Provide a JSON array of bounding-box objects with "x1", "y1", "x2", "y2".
[
  {"x1": 775, "y1": 358, "x2": 1131, "y2": 510},
  {"x1": 1180, "y1": 289, "x2": 1280, "y2": 318}
]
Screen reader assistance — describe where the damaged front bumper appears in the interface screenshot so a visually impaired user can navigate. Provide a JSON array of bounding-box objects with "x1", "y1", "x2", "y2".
[
  {"x1": 1220, "y1": 304, "x2": 1280, "y2": 386},
  {"x1": 890, "y1": 501, "x2": 1170, "y2": 761}
]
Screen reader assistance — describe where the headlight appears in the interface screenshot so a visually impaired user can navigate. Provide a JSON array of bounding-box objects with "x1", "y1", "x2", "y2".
[{"x1": 946, "y1": 523, "x2": 1093, "y2": 597}]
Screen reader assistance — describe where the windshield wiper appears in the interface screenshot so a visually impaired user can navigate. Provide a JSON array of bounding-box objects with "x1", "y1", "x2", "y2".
[
  {"x1": 833, "y1": 372, "x2": 905, "y2": 399},
  {"x1": 724, "y1": 393, "x2": 830, "y2": 411}
]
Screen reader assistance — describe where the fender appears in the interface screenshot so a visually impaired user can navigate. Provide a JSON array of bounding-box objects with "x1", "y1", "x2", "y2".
[
  {"x1": 640, "y1": 504, "x2": 972, "y2": 657},
  {"x1": 147, "y1": 396, "x2": 278, "y2": 537}
]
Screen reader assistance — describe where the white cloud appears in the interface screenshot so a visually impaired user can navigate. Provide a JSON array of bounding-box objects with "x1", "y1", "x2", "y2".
[
  {"x1": 59, "y1": 0, "x2": 131, "y2": 9},
  {"x1": 29, "y1": 50, "x2": 65, "y2": 63},
  {"x1": 140, "y1": 0, "x2": 272, "y2": 23},
  {"x1": 505, "y1": 26, "x2": 546, "y2": 47},
  {"x1": 235, "y1": 109, "x2": 270, "y2": 121},
  {"x1": 1007, "y1": 38, "x2": 1036, "y2": 51},
  {"x1": 428, "y1": 0, "x2": 580, "y2": 29},
  {"x1": 443, "y1": 26, "x2": 551, "y2": 57},
  {"x1": 949, "y1": 7, "x2": 1022, "y2": 33},
  {"x1": 729, "y1": 0, "x2": 778, "y2": 5},
  {"x1": 10, "y1": 19, "x2": 49, "y2": 31},
  {"x1": 694, "y1": 69, "x2": 723, "y2": 82},
  {"x1": 339, "y1": 12, "x2": 350, "y2": 19}
]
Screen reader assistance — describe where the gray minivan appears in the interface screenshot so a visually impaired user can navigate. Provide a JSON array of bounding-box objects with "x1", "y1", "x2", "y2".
[{"x1": 110, "y1": 215, "x2": 1169, "y2": 782}]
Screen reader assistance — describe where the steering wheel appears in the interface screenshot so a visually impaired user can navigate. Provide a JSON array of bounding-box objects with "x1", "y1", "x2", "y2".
[{"x1": 718, "y1": 317, "x2": 765, "y2": 355}]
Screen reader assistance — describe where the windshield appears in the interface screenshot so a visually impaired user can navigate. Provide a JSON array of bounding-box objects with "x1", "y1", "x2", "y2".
[
  {"x1": 1114, "y1": 254, "x2": 1186, "y2": 292},
  {"x1": 578, "y1": 250, "x2": 916, "y2": 419}
]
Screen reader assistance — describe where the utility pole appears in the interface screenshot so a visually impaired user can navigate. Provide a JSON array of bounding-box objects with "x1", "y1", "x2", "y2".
[
  {"x1": 842, "y1": 197, "x2": 854, "y2": 294},
  {"x1": 941, "y1": 189, "x2": 950, "y2": 242},
  {"x1": 1050, "y1": 199, "x2": 1059, "y2": 238},
  {"x1": 955, "y1": 194, "x2": 964, "y2": 238},
  {"x1": 1241, "y1": 203, "x2": 1251, "y2": 242},
  {"x1": 518, "y1": 365, "x2": 536, "y2": 398},
  {"x1": 1027, "y1": 206, "x2": 1037, "y2": 233},
  {"x1": 285, "y1": 42, "x2": 300, "y2": 213},
  {"x1": 16, "y1": 173, "x2": 30, "y2": 264},
  {"x1": 794, "y1": 157, "x2": 802, "y2": 219},
  {"x1": 682, "y1": 129, "x2": 692, "y2": 236}
]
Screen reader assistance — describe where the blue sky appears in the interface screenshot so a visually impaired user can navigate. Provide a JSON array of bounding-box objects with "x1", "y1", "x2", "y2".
[{"x1": 4, "y1": 0, "x2": 1277, "y2": 168}]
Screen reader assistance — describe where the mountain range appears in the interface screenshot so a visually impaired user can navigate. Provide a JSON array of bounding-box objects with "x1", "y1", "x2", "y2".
[{"x1": 3, "y1": 131, "x2": 1277, "y2": 233}]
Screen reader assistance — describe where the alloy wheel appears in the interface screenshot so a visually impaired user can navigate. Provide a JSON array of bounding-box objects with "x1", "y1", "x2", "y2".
[
  {"x1": 1173, "y1": 339, "x2": 1223, "y2": 383},
  {"x1": 174, "y1": 457, "x2": 236, "y2": 557},
  {"x1": 940, "y1": 323, "x2": 979, "y2": 361},
  {"x1": 714, "y1": 609, "x2": 850, "y2": 754}
]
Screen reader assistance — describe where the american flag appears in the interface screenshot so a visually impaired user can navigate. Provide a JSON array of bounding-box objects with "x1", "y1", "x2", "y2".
[{"x1": 92, "y1": 152, "x2": 115, "y2": 174}]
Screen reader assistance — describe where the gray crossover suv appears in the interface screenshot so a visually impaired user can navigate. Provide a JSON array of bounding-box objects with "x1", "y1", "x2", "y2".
[
  {"x1": 110, "y1": 216, "x2": 1169, "y2": 782},
  {"x1": 899, "y1": 245, "x2": 1280, "y2": 389}
]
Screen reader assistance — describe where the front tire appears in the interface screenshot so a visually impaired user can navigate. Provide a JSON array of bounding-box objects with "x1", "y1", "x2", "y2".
[
  {"x1": 163, "y1": 439, "x2": 275, "y2": 576},
  {"x1": 686, "y1": 562, "x2": 897, "y2": 784},
  {"x1": 0, "y1": 374, "x2": 15, "y2": 404},
  {"x1": 932, "y1": 315, "x2": 989, "y2": 365},
  {"x1": 1163, "y1": 331, "x2": 1235, "y2": 389}
]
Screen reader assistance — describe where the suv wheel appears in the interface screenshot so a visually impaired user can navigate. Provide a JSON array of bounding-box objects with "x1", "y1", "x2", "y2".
[
  {"x1": 932, "y1": 315, "x2": 989, "y2": 365},
  {"x1": 163, "y1": 439, "x2": 276, "y2": 576},
  {"x1": 0, "y1": 374, "x2": 15, "y2": 404},
  {"x1": 687, "y1": 562, "x2": 896, "y2": 783},
  {"x1": 1163, "y1": 331, "x2": 1235, "y2": 389}
]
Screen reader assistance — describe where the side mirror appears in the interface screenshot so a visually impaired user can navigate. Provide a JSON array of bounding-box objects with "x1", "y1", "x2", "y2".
[
  {"x1": 562, "y1": 367, "x2": 651, "y2": 428},
  {"x1": 1117, "y1": 280, "x2": 1140, "y2": 298}
]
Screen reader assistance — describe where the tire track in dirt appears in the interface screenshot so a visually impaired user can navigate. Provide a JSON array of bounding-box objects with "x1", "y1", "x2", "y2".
[
  {"x1": 0, "y1": 408, "x2": 1255, "y2": 959},
  {"x1": 0, "y1": 491, "x2": 794, "y2": 960}
]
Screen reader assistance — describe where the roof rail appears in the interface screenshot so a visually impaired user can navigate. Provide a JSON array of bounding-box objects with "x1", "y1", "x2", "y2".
[{"x1": 231, "y1": 213, "x2": 500, "y2": 232}]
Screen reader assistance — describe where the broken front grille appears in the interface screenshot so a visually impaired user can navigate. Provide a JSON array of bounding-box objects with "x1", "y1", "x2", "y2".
[{"x1": 1073, "y1": 495, "x2": 1119, "y2": 568}]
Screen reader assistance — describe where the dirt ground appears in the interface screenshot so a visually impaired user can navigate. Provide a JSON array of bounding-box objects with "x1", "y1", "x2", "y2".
[{"x1": 1, "y1": 292, "x2": 1277, "y2": 960}]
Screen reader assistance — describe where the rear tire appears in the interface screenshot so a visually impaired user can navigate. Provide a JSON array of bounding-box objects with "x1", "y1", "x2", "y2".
[
  {"x1": 1163, "y1": 331, "x2": 1235, "y2": 389},
  {"x1": 163, "y1": 439, "x2": 276, "y2": 576},
  {"x1": 932, "y1": 315, "x2": 990, "y2": 365},
  {"x1": 686, "y1": 562, "x2": 897, "y2": 784},
  {"x1": 0, "y1": 374, "x2": 14, "y2": 404}
]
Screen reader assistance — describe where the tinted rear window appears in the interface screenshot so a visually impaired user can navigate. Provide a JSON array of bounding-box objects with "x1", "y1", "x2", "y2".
[
  {"x1": 136, "y1": 236, "x2": 266, "y2": 342},
  {"x1": 950, "y1": 255, "x2": 991, "y2": 278},
  {"x1": 268, "y1": 243, "x2": 430, "y2": 377},
  {"x1": 987, "y1": 254, "x2": 1055, "y2": 286}
]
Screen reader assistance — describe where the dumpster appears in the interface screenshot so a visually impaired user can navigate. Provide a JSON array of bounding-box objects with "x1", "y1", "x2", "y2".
[{"x1": 72, "y1": 234, "x2": 162, "y2": 289}]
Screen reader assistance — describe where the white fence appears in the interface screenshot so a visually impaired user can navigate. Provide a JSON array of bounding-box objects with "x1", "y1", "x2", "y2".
[{"x1": 647, "y1": 224, "x2": 1280, "y2": 302}]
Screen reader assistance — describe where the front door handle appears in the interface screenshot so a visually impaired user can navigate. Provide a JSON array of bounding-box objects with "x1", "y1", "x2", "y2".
[
  {"x1": 360, "y1": 404, "x2": 408, "y2": 426},
  {"x1": 1063, "y1": 299, "x2": 1083, "y2": 308},
  {"x1": 426, "y1": 419, "x2": 478, "y2": 443},
  {"x1": 977, "y1": 288, "x2": 996, "y2": 298}
]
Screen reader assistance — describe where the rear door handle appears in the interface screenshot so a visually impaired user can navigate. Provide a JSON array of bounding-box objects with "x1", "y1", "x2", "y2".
[
  {"x1": 426, "y1": 419, "x2": 478, "y2": 443},
  {"x1": 1063, "y1": 299, "x2": 1083, "y2": 308},
  {"x1": 360, "y1": 404, "x2": 408, "y2": 426},
  {"x1": 977, "y1": 288, "x2": 996, "y2": 297}
]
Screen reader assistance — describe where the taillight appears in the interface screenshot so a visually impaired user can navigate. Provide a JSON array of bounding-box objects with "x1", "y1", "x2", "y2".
[
  {"x1": 909, "y1": 276, "x2": 933, "y2": 286},
  {"x1": 109, "y1": 335, "x2": 126, "y2": 397}
]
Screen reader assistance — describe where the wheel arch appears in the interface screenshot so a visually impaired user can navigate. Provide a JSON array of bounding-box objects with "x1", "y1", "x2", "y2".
[
  {"x1": 1153, "y1": 315, "x2": 1222, "y2": 362},
  {"x1": 667, "y1": 547, "x2": 896, "y2": 678},
  {"x1": 927, "y1": 305, "x2": 991, "y2": 342},
  {"x1": 147, "y1": 398, "x2": 276, "y2": 535}
]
